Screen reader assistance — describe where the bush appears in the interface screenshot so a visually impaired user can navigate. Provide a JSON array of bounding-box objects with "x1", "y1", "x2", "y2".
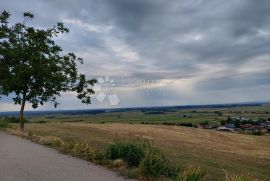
[
  {"x1": 177, "y1": 123, "x2": 193, "y2": 127},
  {"x1": 60, "y1": 142, "x2": 75, "y2": 154},
  {"x1": 226, "y1": 173, "x2": 256, "y2": 181},
  {"x1": 0, "y1": 119, "x2": 9, "y2": 128},
  {"x1": 60, "y1": 142, "x2": 95, "y2": 161},
  {"x1": 27, "y1": 130, "x2": 34, "y2": 137},
  {"x1": 106, "y1": 139, "x2": 144, "y2": 167},
  {"x1": 139, "y1": 147, "x2": 179, "y2": 178},
  {"x1": 177, "y1": 165, "x2": 206, "y2": 181},
  {"x1": 93, "y1": 150, "x2": 105, "y2": 161},
  {"x1": 36, "y1": 120, "x2": 47, "y2": 124},
  {"x1": 4, "y1": 117, "x2": 28, "y2": 123},
  {"x1": 199, "y1": 120, "x2": 209, "y2": 126},
  {"x1": 252, "y1": 130, "x2": 263, "y2": 136}
]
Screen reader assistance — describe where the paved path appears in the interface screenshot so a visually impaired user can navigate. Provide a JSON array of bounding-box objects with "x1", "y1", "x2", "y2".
[{"x1": 0, "y1": 131, "x2": 132, "y2": 181}]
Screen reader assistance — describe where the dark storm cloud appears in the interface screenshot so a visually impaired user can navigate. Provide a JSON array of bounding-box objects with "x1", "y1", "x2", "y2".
[{"x1": 0, "y1": 0, "x2": 270, "y2": 110}]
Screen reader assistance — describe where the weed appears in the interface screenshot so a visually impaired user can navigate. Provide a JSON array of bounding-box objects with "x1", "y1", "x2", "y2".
[
  {"x1": 106, "y1": 139, "x2": 144, "y2": 167},
  {"x1": 139, "y1": 147, "x2": 179, "y2": 178},
  {"x1": 177, "y1": 165, "x2": 206, "y2": 181},
  {"x1": 226, "y1": 173, "x2": 256, "y2": 181},
  {"x1": 27, "y1": 130, "x2": 34, "y2": 137},
  {"x1": 0, "y1": 119, "x2": 9, "y2": 128}
]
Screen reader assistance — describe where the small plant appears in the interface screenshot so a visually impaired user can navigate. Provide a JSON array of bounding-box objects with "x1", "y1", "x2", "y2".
[
  {"x1": 36, "y1": 120, "x2": 47, "y2": 124},
  {"x1": 177, "y1": 165, "x2": 206, "y2": 181},
  {"x1": 4, "y1": 117, "x2": 28, "y2": 123},
  {"x1": 27, "y1": 130, "x2": 34, "y2": 137},
  {"x1": 111, "y1": 159, "x2": 126, "y2": 169},
  {"x1": 60, "y1": 142, "x2": 75, "y2": 154},
  {"x1": 252, "y1": 130, "x2": 263, "y2": 136},
  {"x1": 106, "y1": 139, "x2": 144, "y2": 167},
  {"x1": 93, "y1": 150, "x2": 106, "y2": 164},
  {"x1": 52, "y1": 138, "x2": 62, "y2": 147},
  {"x1": 225, "y1": 173, "x2": 256, "y2": 181},
  {"x1": 0, "y1": 119, "x2": 9, "y2": 128},
  {"x1": 139, "y1": 147, "x2": 179, "y2": 178}
]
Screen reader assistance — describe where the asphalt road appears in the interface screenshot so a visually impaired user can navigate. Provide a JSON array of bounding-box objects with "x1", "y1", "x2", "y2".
[{"x1": 0, "y1": 131, "x2": 132, "y2": 181}]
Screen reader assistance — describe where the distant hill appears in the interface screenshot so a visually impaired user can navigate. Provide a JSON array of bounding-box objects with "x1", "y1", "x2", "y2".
[{"x1": 0, "y1": 102, "x2": 268, "y2": 117}]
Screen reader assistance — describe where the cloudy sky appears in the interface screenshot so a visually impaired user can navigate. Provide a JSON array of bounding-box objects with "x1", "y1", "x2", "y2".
[{"x1": 0, "y1": 0, "x2": 270, "y2": 111}]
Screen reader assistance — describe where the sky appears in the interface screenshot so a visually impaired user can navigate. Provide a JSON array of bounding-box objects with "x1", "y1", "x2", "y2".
[{"x1": 0, "y1": 0, "x2": 270, "y2": 111}]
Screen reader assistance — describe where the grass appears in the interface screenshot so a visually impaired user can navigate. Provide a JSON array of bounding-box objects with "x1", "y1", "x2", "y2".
[
  {"x1": 225, "y1": 173, "x2": 257, "y2": 181},
  {"x1": 24, "y1": 104, "x2": 270, "y2": 127},
  {"x1": 177, "y1": 165, "x2": 206, "y2": 181},
  {"x1": 9, "y1": 122, "x2": 270, "y2": 181},
  {"x1": 106, "y1": 139, "x2": 145, "y2": 167},
  {"x1": 0, "y1": 120, "x2": 9, "y2": 128},
  {"x1": 5, "y1": 104, "x2": 270, "y2": 180}
]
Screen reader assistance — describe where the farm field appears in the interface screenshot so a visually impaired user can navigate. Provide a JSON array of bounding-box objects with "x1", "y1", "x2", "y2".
[
  {"x1": 26, "y1": 104, "x2": 270, "y2": 126},
  {"x1": 3, "y1": 104, "x2": 270, "y2": 180},
  {"x1": 18, "y1": 122, "x2": 270, "y2": 181},
  {"x1": 6, "y1": 104, "x2": 269, "y2": 181}
]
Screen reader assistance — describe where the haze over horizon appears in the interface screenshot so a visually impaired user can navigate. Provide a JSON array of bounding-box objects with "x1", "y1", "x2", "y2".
[{"x1": 0, "y1": 0, "x2": 270, "y2": 111}]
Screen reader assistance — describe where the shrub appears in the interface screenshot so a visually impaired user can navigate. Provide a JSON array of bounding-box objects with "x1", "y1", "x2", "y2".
[
  {"x1": 177, "y1": 123, "x2": 193, "y2": 127},
  {"x1": 60, "y1": 142, "x2": 75, "y2": 154},
  {"x1": 177, "y1": 165, "x2": 206, "y2": 181},
  {"x1": 27, "y1": 130, "x2": 34, "y2": 137},
  {"x1": 36, "y1": 120, "x2": 47, "y2": 124},
  {"x1": 226, "y1": 173, "x2": 256, "y2": 181},
  {"x1": 252, "y1": 130, "x2": 263, "y2": 136},
  {"x1": 139, "y1": 147, "x2": 179, "y2": 178},
  {"x1": 199, "y1": 120, "x2": 209, "y2": 126},
  {"x1": 52, "y1": 138, "x2": 62, "y2": 147},
  {"x1": 93, "y1": 150, "x2": 107, "y2": 164},
  {"x1": 106, "y1": 140, "x2": 144, "y2": 167},
  {"x1": 72, "y1": 143, "x2": 94, "y2": 157},
  {"x1": 4, "y1": 117, "x2": 28, "y2": 123},
  {"x1": 163, "y1": 122, "x2": 176, "y2": 126},
  {"x1": 0, "y1": 119, "x2": 9, "y2": 128}
]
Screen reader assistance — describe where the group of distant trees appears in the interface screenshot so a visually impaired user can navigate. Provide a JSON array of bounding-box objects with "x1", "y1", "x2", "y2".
[{"x1": 0, "y1": 11, "x2": 96, "y2": 131}]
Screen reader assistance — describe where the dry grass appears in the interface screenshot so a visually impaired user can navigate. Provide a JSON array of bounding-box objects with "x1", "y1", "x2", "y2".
[{"x1": 20, "y1": 123, "x2": 270, "y2": 180}]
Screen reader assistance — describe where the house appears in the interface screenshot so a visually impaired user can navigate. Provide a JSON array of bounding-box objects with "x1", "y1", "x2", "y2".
[
  {"x1": 217, "y1": 126, "x2": 234, "y2": 132},
  {"x1": 224, "y1": 124, "x2": 235, "y2": 129}
]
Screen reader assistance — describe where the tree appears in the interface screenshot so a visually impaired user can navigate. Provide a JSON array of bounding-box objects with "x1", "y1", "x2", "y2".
[{"x1": 0, "y1": 11, "x2": 96, "y2": 131}]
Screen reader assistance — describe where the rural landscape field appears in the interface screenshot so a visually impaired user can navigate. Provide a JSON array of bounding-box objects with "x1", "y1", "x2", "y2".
[
  {"x1": 1, "y1": 0, "x2": 270, "y2": 181},
  {"x1": 2, "y1": 103, "x2": 270, "y2": 180}
]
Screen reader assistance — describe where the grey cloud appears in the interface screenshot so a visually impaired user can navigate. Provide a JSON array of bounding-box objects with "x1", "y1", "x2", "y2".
[{"x1": 0, "y1": 0, "x2": 270, "y2": 110}]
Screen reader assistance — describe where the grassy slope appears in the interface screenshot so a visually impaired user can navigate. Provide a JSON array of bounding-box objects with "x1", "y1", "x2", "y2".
[{"x1": 24, "y1": 123, "x2": 270, "y2": 181}]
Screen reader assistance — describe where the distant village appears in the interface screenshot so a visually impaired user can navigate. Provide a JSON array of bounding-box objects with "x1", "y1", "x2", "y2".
[{"x1": 198, "y1": 116, "x2": 270, "y2": 135}]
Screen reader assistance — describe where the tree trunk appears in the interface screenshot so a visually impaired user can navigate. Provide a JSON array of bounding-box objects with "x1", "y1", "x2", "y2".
[{"x1": 19, "y1": 94, "x2": 26, "y2": 132}]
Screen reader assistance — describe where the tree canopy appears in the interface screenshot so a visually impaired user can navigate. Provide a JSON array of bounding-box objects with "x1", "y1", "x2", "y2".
[{"x1": 0, "y1": 11, "x2": 96, "y2": 130}]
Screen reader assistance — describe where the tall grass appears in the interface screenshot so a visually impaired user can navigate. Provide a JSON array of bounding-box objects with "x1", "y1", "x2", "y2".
[
  {"x1": 177, "y1": 165, "x2": 206, "y2": 181},
  {"x1": 139, "y1": 147, "x2": 179, "y2": 178},
  {"x1": 106, "y1": 138, "x2": 179, "y2": 178},
  {"x1": 106, "y1": 139, "x2": 145, "y2": 167},
  {"x1": 226, "y1": 173, "x2": 257, "y2": 181},
  {"x1": 0, "y1": 119, "x2": 9, "y2": 128}
]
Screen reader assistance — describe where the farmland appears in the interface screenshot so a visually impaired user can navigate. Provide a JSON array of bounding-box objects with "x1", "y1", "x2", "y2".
[{"x1": 2, "y1": 103, "x2": 270, "y2": 180}]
